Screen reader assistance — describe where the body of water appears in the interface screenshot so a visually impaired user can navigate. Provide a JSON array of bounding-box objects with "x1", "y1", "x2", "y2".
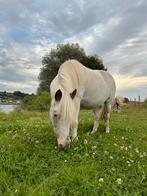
[{"x1": 0, "y1": 105, "x2": 17, "y2": 114}]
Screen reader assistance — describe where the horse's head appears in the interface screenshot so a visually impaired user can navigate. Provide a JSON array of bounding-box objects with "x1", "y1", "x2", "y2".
[{"x1": 50, "y1": 88, "x2": 77, "y2": 149}]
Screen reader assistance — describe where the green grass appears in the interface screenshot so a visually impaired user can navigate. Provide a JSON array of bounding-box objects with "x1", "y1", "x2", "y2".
[{"x1": 0, "y1": 106, "x2": 147, "y2": 195}]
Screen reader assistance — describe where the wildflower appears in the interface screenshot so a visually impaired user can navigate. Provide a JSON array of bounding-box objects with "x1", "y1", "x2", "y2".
[
  {"x1": 114, "y1": 143, "x2": 117, "y2": 146},
  {"x1": 110, "y1": 156, "x2": 113, "y2": 159},
  {"x1": 135, "y1": 148, "x2": 139, "y2": 153},
  {"x1": 99, "y1": 178, "x2": 104, "y2": 183},
  {"x1": 84, "y1": 139, "x2": 87, "y2": 145},
  {"x1": 124, "y1": 147, "x2": 128, "y2": 151},
  {"x1": 116, "y1": 178, "x2": 122, "y2": 185},
  {"x1": 120, "y1": 146, "x2": 124, "y2": 150},
  {"x1": 64, "y1": 160, "x2": 67, "y2": 162},
  {"x1": 12, "y1": 133, "x2": 19, "y2": 140},
  {"x1": 92, "y1": 146, "x2": 97, "y2": 149},
  {"x1": 121, "y1": 136, "x2": 124, "y2": 140},
  {"x1": 34, "y1": 140, "x2": 39, "y2": 144},
  {"x1": 129, "y1": 152, "x2": 133, "y2": 157}
]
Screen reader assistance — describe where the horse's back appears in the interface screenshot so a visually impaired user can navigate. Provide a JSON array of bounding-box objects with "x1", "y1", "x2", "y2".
[{"x1": 81, "y1": 69, "x2": 116, "y2": 108}]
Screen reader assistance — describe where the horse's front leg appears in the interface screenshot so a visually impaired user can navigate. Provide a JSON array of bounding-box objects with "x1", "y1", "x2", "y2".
[{"x1": 70, "y1": 121, "x2": 78, "y2": 142}]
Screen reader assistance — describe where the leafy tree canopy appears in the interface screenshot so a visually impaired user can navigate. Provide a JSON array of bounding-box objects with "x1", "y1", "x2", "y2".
[{"x1": 38, "y1": 43, "x2": 107, "y2": 92}]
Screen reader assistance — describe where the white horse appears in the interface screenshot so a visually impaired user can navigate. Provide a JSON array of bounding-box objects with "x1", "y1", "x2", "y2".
[{"x1": 50, "y1": 60, "x2": 116, "y2": 148}]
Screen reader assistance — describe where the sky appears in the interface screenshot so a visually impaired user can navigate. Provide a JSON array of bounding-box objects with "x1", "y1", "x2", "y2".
[{"x1": 0, "y1": 0, "x2": 147, "y2": 100}]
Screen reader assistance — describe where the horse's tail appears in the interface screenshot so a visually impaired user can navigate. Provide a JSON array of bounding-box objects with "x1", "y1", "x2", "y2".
[{"x1": 100, "y1": 105, "x2": 107, "y2": 120}]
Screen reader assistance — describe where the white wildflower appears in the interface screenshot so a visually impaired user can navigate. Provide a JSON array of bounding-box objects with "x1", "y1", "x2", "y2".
[
  {"x1": 85, "y1": 153, "x2": 89, "y2": 157},
  {"x1": 135, "y1": 148, "x2": 139, "y2": 153},
  {"x1": 84, "y1": 139, "x2": 87, "y2": 145},
  {"x1": 99, "y1": 178, "x2": 104, "y2": 183},
  {"x1": 124, "y1": 147, "x2": 128, "y2": 151},
  {"x1": 116, "y1": 178, "x2": 122, "y2": 185},
  {"x1": 110, "y1": 156, "x2": 113, "y2": 159},
  {"x1": 120, "y1": 146, "x2": 124, "y2": 150},
  {"x1": 121, "y1": 136, "x2": 124, "y2": 140},
  {"x1": 130, "y1": 152, "x2": 133, "y2": 157},
  {"x1": 92, "y1": 146, "x2": 97, "y2": 149},
  {"x1": 114, "y1": 143, "x2": 117, "y2": 146},
  {"x1": 64, "y1": 160, "x2": 67, "y2": 162}
]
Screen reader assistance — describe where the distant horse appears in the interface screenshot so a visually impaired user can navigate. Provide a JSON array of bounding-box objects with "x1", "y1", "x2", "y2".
[
  {"x1": 50, "y1": 60, "x2": 116, "y2": 148},
  {"x1": 115, "y1": 96, "x2": 129, "y2": 112}
]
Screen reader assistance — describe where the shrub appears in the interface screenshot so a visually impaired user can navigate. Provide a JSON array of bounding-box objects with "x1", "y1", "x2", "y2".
[{"x1": 22, "y1": 92, "x2": 50, "y2": 111}]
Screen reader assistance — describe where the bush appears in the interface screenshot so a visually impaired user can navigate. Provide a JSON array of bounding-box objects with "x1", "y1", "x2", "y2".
[{"x1": 22, "y1": 92, "x2": 50, "y2": 111}]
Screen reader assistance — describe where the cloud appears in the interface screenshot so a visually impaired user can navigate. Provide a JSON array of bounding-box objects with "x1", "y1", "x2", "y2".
[
  {"x1": 114, "y1": 74, "x2": 147, "y2": 90},
  {"x1": 0, "y1": 79, "x2": 38, "y2": 93},
  {"x1": 0, "y1": 0, "x2": 147, "y2": 98}
]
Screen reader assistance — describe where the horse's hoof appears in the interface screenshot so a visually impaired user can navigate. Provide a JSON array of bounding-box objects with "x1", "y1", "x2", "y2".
[
  {"x1": 72, "y1": 136, "x2": 78, "y2": 143},
  {"x1": 91, "y1": 130, "x2": 97, "y2": 134}
]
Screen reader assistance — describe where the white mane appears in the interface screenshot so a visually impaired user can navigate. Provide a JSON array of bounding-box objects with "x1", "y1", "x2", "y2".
[
  {"x1": 58, "y1": 59, "x2": 86, "y2": 93},
  {"x1": 51, "y1": 60, "x2": 86, "y2": 125}
]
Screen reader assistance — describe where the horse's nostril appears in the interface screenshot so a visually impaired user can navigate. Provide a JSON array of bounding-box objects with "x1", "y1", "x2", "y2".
[
  {"x1": 54, "y1": 114, "x2": 57, "y2": 118},
  {"x1": 58, "y1": 144, "x2": 64, "y2": 149}
]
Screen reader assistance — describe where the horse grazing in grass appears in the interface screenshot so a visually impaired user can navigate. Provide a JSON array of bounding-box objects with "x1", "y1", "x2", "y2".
[{"x1": 50, "y1": 60, "x2": 116, "y2": 149}]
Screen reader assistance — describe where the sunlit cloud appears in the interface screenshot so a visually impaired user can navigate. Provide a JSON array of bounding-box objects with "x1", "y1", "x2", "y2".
[{"x1": 114, "y1": 74, "x2": 147, "y2": 90}]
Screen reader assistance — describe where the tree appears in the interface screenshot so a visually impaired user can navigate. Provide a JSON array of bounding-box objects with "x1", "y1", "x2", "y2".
[{"x1": 38, "y1": 43, "x2": 107, "y2": 92}]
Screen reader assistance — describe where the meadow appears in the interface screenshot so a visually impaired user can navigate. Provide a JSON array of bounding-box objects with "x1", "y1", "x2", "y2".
[{"x1": 0, "y1": 105, "x2": 146, "y2": 195}]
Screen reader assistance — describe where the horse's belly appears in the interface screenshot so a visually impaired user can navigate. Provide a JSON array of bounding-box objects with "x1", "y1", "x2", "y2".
[{"x1": 80, "y1": 98, "x2": 104, "y2": 109}]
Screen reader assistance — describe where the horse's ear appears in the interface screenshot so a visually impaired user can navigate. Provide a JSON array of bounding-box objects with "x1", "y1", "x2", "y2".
[
  {"x1": 70, "y1": 89, "x2": 77, "y2": 99},
  {"x1": 55, "y1": 89, "x2": 62, "y2": 102}
]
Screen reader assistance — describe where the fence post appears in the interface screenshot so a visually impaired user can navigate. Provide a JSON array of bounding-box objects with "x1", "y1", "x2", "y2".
[
  {"x1": 138, "y1": 96, "x2": 140, "y2": 106},
  {"x1": 134, "y1": 98, "x2": 136, "y2": 106}
]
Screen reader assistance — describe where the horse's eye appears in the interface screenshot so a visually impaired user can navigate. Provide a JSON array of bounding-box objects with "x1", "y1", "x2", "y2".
[{"x1": 54, "y1": 114, "x2": 57, "y2": 118}]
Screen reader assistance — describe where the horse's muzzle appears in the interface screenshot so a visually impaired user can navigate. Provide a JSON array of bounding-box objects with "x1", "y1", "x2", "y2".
[{"x1": 58, "y1": 144, "x2": 65, "y2": 149}]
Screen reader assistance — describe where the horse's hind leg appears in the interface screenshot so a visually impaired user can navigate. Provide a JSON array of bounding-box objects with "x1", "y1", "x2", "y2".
[
  {"x1": 104, "y1": 102, "x2": 111, "y2": 133},
  {"x1": 91, "y1": 108, "x2": 102, "y2": 134}
]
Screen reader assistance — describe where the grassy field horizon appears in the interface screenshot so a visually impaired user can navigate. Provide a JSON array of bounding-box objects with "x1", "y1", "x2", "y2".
[{"x1": 0, "y1": 105, "x2": 146, "y2": 195}]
